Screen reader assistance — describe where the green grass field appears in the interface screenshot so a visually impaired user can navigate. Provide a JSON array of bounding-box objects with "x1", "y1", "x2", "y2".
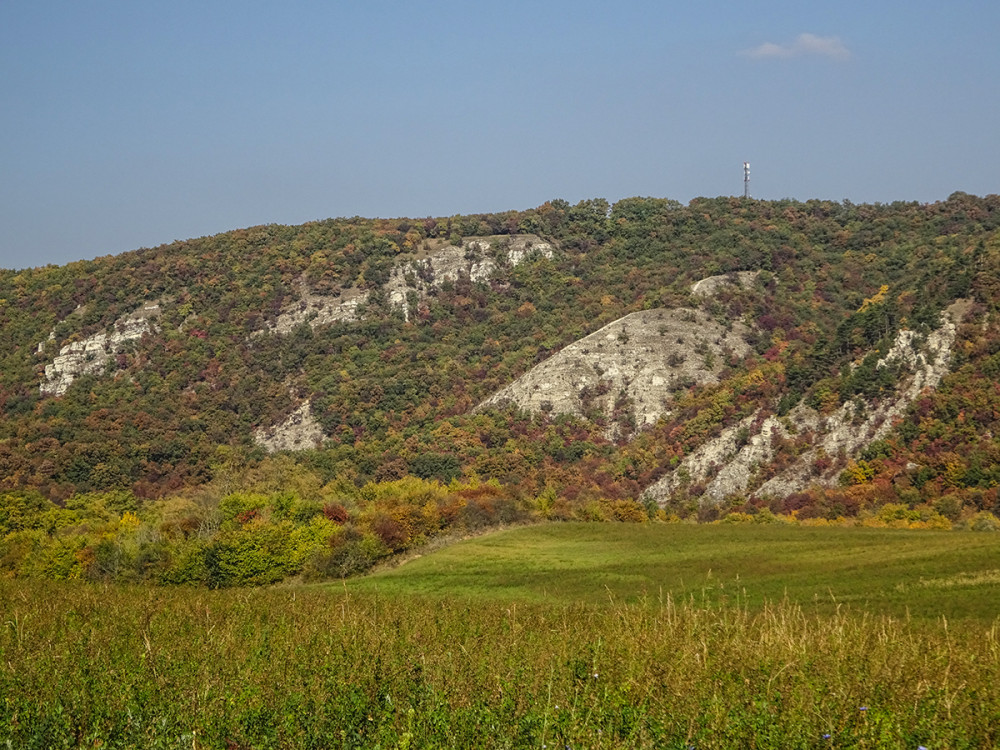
[
  {"x1": 3, "y1": 523, "x2": 1000, "y2": 748},
  {"x1": 348, "y1": 522, "x2": 1000, "y2": 621}
]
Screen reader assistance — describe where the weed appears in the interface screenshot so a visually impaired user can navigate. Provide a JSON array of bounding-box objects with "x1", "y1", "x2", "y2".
[{"x1": 1, "y1": 578, "x2": 998, "y2": 747}]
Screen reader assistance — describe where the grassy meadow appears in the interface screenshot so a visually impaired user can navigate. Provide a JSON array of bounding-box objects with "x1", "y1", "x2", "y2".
[
  {"x1": 351, "y1": 523, "x2": 1000, "y2": 621},
  {"x1": 3, "y1": 523, "x2": 1000, "y2": 748}
]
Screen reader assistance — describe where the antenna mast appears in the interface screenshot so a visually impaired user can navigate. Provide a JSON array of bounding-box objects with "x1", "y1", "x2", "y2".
[{"x1": 743, "y1": 162, "x2": 750, "y2": 199}]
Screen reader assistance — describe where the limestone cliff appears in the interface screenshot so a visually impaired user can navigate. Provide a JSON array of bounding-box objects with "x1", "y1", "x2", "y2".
[
  {"x1": 642, "y1": 301, "x2": 967, "y2": 505},
  {"x1": 472, "y1": 259, "x2": 967, "y2": 505},
  {"x1": 253, "y1": 401, "x2": 326, "y2": 453},
  {"x1": 478, "y1": 307, "x2": 751, "y2": 440},
  {"x1": 40, "y1": 302, "x2": 161, "y2": 397},
  {"x1": 262, "y1": 234, "x2": 553, "y2": 334},
  {"x1": 690, "y1": 270, "x2": 759, "y2": 298}
]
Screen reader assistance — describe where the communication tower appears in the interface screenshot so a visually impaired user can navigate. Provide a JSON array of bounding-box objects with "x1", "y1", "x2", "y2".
[{"x1": 743, "y1": 162, "x2": 750, "y2": 199}]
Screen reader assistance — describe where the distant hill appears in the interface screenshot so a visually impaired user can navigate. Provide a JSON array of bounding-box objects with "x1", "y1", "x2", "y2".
[{"x1": 2, "y1": 193, "x2": 1000, "y2": 583}]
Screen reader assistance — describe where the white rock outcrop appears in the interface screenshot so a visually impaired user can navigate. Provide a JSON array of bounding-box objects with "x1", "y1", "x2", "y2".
[
  {"x1": 643, "y1": 411, "x2": 792, "y2": 504},
  {"x1": 477, "y1": 308, "x2": 751, "y2": 439},
  {"x1": 40, "y1": 302, "x2": 161, "y2": 397},
  {"x1": 253, "y1": 401, "x2": 326, "y2": 453},
  {"x1": 754, "y1": 304, "x2": 960, "y2": 498},
  {"x1": 690, "y1": 270, "x2": 759, "y2": 298},
  {"x1": 265, "y1": 286, "x2": 368, "y2": 334},
  {"x1": 263, "y1": 234, "x2": 553, "y2": 333},
  {"x1": 643, "y1": 301, "x2": 966, "y2": 505}
]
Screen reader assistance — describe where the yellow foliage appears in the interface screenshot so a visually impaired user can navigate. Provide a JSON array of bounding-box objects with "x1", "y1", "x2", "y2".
[
  {"x1": 119, "y1": 511, "x2": 141, "y2": 531},
  {"x1": 857, "y1": 284, "x2": 889, "y2": 312},
  {"x1": 908, "y1": 516, "x2": 953, "y2": 531},
  {"x1": 941, "y1": 454, "x2": 966, "y2": 488},
  {"x1": 798, "y1": 516, "x2": 852, "y2": 528},
  {"x1": 843, "y1": 460, "x2": 876, "y2": 485},
  {"x1": 600, "y1": 498, "x2": 648, "y2": 523},
  {"x1": 745, "y1": 368, "x2": 766, "y2": 387},
  {"x1": 799, "y1": 517, "x2": 833, "y2": 527},
  {"x1": 360, "y1": 476, "x2": 450, "y2": 508}
]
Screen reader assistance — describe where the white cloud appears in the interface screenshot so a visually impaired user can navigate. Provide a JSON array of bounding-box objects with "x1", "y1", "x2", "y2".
[{"x1": 745, "y1": 33, "x2": 851, "y2": 61}]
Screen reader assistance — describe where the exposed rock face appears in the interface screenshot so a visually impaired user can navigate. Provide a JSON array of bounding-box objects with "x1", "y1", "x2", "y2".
[
  {"x1": 477, "y1": 307, "x2": 751, "y2": 439},
  {"x1": 40, "y1": 302, "x2": 161, "y2": 397},
  {"x1": 753, "y1": 303, "x2": 961, "y2": 499},
  {"x1": 253, "y1": 401, "x2": 326, "y2": 453},
  {"x1": 264, "y1": 234, "x2": 553, "y2": 333},
  {"x1": 642, "y1": 410, "x2": 791, "y2": 504},
  {"x1": 266, "y1": 285, "x2": 368, "y2": 334},
  {"x1": 642, "y1": 301, "x2": 966, "y2": 505},
  {"x1": 690, "y1": 270, "x2": 759, "y2": 298}
]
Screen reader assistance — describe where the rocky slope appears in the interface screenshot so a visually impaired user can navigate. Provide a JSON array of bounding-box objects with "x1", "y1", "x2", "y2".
[
  {"x1": 261, "y1": 234, "x2": 553, "y2": 334},
  {"x1": 475, "y1": 263, "x2": 971, "y2": 507},
  {"x1": 253, "y1": 401, "x2": 326, "y2": 453},
  {"x1": 4, "y1": 194, "x2": 997, "y2": 515},
  {"x1": 642, "y1": 301, "x2": 968, "y2": 505},
  {"x1": 477, "y1": 307, "x2": 751, "y2": 439},
  {"x1": 39, "y1": 302, "x2": 161, "y2": 396}
]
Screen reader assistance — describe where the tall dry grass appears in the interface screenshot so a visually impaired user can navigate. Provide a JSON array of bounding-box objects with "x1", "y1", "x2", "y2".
[{"x1": 2, "y1": 580, "x2": 997, "y2": 748}]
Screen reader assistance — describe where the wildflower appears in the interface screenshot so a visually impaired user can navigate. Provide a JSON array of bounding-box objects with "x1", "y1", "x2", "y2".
[
  {"x1": 859, "y1": 706, "x2": 868, "y2": 711},
  {"x1": 822, "y1": 734, "x2": 831, "y2": 740},
  {"x1": 593, "y1": 673, "x2": 599, "y2": 679}
]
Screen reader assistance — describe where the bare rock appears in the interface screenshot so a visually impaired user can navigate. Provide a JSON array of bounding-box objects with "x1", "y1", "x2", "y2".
[
  {"x1": 644, "y1": 411, "x2": 791, "y2": 504},
  {"x1": 690, "y1": 271, "x2": 759, "y2": 298},
  {"x1": 253, "y1": 401, "x2": 326, "y2": 453},
  {"x1": 262, "y1": 234, "x2": 553, "y2": 333},
  {"x1": 477, "y1": 307, "x2": 751, "y2": 439},
  {"x1": 267, "y1": 285, "x2": 368, "y2": 334},
  {"x1": 40, "y1": 302, "x2": 161, "y2": 397},
  {"x1": 643, "y1": 301, "x2": 967, "y2": 506},
  {"x1": 755, "y1": 305, "x2": 960, "y2": 498}
]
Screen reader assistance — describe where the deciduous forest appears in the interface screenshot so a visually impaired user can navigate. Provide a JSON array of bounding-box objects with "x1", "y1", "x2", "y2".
[{"x1": 2, "y1": 193, "x2": 999, "y2": 584}]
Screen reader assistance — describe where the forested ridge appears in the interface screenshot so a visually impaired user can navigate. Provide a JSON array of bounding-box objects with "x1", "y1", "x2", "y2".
[{"x1": 2, "y1": 192, "x2": 1000, "y2": 584}]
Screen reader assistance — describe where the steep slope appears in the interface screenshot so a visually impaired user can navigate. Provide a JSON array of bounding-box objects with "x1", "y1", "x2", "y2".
[
  {"x1": 477, "y1": 306, "x2": 751, "y2": 440},
  {"x1": 473, "y1": 262, "x2": 972, "y2": 509},
  {"x1": 261, "y1": 234, "x2": 552, "y2": 333},
  {"x1": 39, "y1": 302, "x2": 161, "y2": 396},
  {"x1": 0, "y1": 194, "x2": 996, "y2": 528},
  {"x1": 642, "y1": 301, "x2": 966, "y2": 505},
  {"x1": 5, "y1": 194, "x2": 1000, "y2": 586}
]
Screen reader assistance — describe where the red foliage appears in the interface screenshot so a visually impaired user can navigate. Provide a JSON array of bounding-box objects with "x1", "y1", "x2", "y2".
[
  {"x1": 371, "y1": 514, "x2": 407, "y2": 551},
  {"x1": 322, "y1": 504, "x2": 349, "y2": 524}
]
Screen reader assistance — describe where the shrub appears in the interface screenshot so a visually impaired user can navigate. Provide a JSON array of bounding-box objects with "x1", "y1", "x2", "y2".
[
  {"x1": 968, "y1": 511, "x2": 1000, "y2": 532},
  {"x1": 303, "y1": 529, "x2": 386, "y2": 579},
  {"x1": 934, "y1": 494, "x2": 964, "y2": 522},
  {"x1": 322, "y1": 503, "x2": 350, "y2": 524}
]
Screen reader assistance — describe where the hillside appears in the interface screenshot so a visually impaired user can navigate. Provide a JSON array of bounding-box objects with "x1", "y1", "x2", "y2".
[
  {"x1": 476, "y1": 305, "x2": 752, "y2": 441},
  {"x1": 2, "y1": 193, "x2": 1000, "y2": 583}
]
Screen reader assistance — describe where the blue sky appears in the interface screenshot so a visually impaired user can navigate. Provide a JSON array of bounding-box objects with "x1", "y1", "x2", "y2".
[{"x1": 2, "y1": 1, "x2": 998, "y2": 269}]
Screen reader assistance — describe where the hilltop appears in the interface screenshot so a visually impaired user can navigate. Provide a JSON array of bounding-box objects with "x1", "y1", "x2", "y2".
[{"x1": 2, "y1": 193, "x2": 1000, "y2": 583}]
